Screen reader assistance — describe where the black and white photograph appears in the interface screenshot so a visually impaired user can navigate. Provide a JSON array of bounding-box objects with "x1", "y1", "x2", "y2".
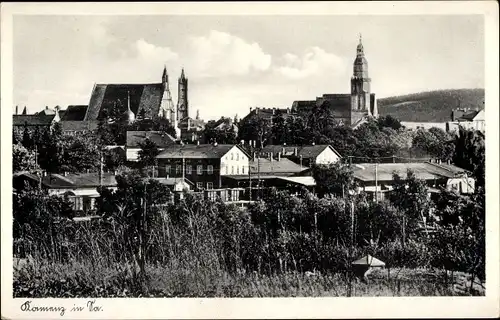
[{"x1": 1, "y1": 1, "x2": 499, "y2": 319}]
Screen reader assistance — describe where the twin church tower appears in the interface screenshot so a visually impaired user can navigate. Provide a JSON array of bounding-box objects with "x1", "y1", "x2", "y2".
[{"x1": 159, "y1": 67, "x2": 189, "y2": 136}]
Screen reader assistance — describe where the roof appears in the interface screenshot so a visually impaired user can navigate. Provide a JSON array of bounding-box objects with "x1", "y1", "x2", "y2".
[
  {"x1": 13, "y1": 114, "x2": 54, "y2": 126},
  {"x1": 352, "y1": 162, "x2": 468, "y2": 182},
  {"x1": 157, "y1": 144, "x2": 247, "y2": 159},
  {"x1": 351, "y1": 255, "x2": 385, "y2": 267},
  {"x1": 126, "y1": 131, "x2": 177, "y2": 148},
  {"x1": 60, "y1": 120, "x2": 99, "y2": 132},
  {"x1": 242, "y1": 107, "x2": 292, "y2": 122},
  {"x1": 261, "y1": 144, "x2": 342, "y2": 159},
  {"x1": 150, "y1": 177, "x2": 193, "y2": 186},
  {"x1": 36, "y1": 107, "x2": 56, "y2": 115},
  {"x1": 62, "y1": 105, "x2": 88, "y2": 121},
  {"x1": 250, "y1": 158, "x2": 307, "y2": 175},
  {"x1": 85, "y1": 83, "x2": 164, "y2": 121},
  {"x1": 18, "y1": 172, "x2": 117, "y2": 189},
  {"x1": 276, "y1": 176, "x2": 316, "y2": 186},
  {"x1": 458, "y1": 109, "x2": 484, "y2": 121}
]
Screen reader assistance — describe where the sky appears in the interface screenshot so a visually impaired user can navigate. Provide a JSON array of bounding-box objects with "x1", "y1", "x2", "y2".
[{"x1": 13, "y1": 15, "x2": 484, "y2": 120}]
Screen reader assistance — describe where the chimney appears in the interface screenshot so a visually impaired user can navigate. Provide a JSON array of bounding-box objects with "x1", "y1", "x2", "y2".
[
  {"x1": 255, "y1": 108, "x2": 259, "y2": 115},
  {"x1": 197, "y1": 140, "x2": 200, "y2": 145},
  {"x1": 269, "y1": 152, "x2": 273, "y2": 162},
  {"x1": 43, "y1": 171, "x2": 47, "y2": 177},
  {"x1": 15, "y1": 105, "x2": 18, "y2": 115},
  {"x1": 294, "y1": 147, "x2": 298, "y2": 156},
  {"x1": 278, "y1": 152, "x2": 281, "y2": 161},
  {"x1": 272, "y1": 108, "x2": 275, "y2": 115},
  {"x1": 63, "y1": 172, "x2": 68, "y2": 177},
  {"x1": 447, "y1": 160, "x2": 450, "y2": 165},
  {"x1": 312, "y1": 142, "x2": 315, "y2": 146},
  {"x1": 250, "y1": 107, "x2": 253, "y2": 112},
  {"x1": 286, "y1": 108, "x2": 290, "y2": 114},
  {"x1": 213, "y1": 141, "x2": 218, "y2": 147},
  {"x1": 45, "y1": 106, "x2": 49, "y2": 111},
  {"x1": 253, "y1": 152, "x2": 257, "y2": 161},
  {"x1": 240, "y1": 140, "x2": 244, "y2": 145},
  {"x1": 282, "y1": 147, "x2": 285, "y2": 154},
  {"x1": 114, "y1": 170, "x2": 118, "y2": 175}
]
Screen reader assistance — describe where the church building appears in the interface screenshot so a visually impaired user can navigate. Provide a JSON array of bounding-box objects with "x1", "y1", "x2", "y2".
[{"x1": 291, "y1": 35, "x2": 378, "y2": 127}]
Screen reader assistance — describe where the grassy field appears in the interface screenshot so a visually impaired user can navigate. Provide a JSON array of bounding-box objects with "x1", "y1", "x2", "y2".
[{"x1": 13, "y1": 258, "x2": 484, "y2": 297}]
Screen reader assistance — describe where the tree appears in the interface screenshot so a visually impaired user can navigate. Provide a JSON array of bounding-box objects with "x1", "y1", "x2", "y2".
[
  {"x1": 453, "y1": 127, "x2": 485, "y2": 189},
  {"x1": 238, "y1": 116, "x2": 272, "y2": 149},
  {"x1": 377, "y1": 115, "x2": 402, "y2": 130},
  {"x1": 21, "y1": 124, "x2": 34, "y2": 150},
  {"x1": 60, "y1": 134, "x2": 100, "y2": 173},
  {"x1": 96, "y1": 172, "x2": 172, "y2": 292},
  {"x1": 389, "y1": 169, "x2": 433, "y2": 241},
  {"x1": 138, "y1": 138, "x2": 160, "y2": 175},
  {"x1": 13, "y1": 143, "x2": 39, "y2": 173},
  {"x1": 411, "y1": 127, "x2": 455, "y2": 161},
  {"x1": 311, "y1": 162, "x2": 356, "y2": 197}
]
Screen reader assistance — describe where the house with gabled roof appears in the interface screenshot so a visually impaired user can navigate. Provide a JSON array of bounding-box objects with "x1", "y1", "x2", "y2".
[
  {"x1": 126, "y1": 130, "x2": 177, "y2": 161},
  {"x1": 156, "y1": 143, "x2": 251, "y2": 191}
]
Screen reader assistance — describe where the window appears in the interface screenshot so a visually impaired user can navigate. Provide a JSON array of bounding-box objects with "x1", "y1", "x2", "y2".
[
  {"x1": 176, "y1": 165, "x2": 182, "y2": 175},
  {"x1": 236, "y1": 166, "x2": 239, "y2": 174},
  {"x1": 242, "y1": 166, "x2": 245, "y2": 174},
  {"x1": 236, "y1": 153, "x2": 239, "y2": 161},
  {"x1": 231, "y1": 153, "x2": 234, "y2": 160},
  {"x1": 197, "y1": 182, "x2": 203, "y2": 190},
  {"x1": 207, "y1": 165, "x2": 214, "y2": 174},
  {"x1": 225, "y1": 166, "x2": 229, "y2": 174},
  {"x1": 165, "y1": 165, "x2": 171, "y2": 175},
  {"x1": 207, "y1": 182, "x2": 213, "y2": 190},
  {"x1": 231, "y1": 166, "x2": 234, "y2": 174},
  {"x1": 186, "y1": 165, "x2": 192, "y2": 175},
  {"x1": 197, "y1": 165, "x2": 203, "y2": 175}
]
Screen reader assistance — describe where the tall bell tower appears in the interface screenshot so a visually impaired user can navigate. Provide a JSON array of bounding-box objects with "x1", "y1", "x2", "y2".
[
  {"x1": 177, "y1": 68, "x2": 189, "y2": 120},
  {"x1": 350, "y1": 34, "x2": 373, "y2": 124}
]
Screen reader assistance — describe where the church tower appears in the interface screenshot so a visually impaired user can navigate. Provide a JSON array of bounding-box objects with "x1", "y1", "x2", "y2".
[
  {"x1": 350, "y1": 34, "x2": 374, "y2": 124},
  {"x1": 159, "y1": 66, "x2": 180, "y2": 138},
  {"x1": 177, "y1": 68, "x2": 189, "y2": 120}
]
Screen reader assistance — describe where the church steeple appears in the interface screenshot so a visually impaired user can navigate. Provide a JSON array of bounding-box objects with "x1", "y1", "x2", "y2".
[
  {"x1": 177, "y1": 68, "x2": 189, "y2": 120},
  {"x1": 162, "y1": 65, "x2": 168, "y2": 86},
  {"x1": 350, "y1": 34, "x2": 375, "y2": 122},
  {"x1": 126, "y1": 90, "x2": 135, "y2": 124}
]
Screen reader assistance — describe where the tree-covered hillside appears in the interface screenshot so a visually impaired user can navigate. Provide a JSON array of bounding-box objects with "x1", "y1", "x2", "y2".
[{"x1": 377, "y1": 89, "x2": 485, "y2": 122}]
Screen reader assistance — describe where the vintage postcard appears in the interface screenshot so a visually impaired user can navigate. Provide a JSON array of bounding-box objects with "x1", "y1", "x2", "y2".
[{"x1": 1, "y1": 1, "x2": 499, "y2": 319}]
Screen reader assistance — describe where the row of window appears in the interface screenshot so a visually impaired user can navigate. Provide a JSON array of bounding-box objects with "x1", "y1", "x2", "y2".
[
  {"x1": 165, "y1": 164, "x2": 214, "y2": 175},
  {"x1": 197, "y1": 182, "x2": 213, "y2": 190},
  {"x1": 165, "y1": 164, "x2": 247, "y2": 175}
]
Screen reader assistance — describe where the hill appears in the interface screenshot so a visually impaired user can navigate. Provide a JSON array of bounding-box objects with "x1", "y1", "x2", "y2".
[{"x1": 377, "y1": 89, "x2": 485, "y2": 122}]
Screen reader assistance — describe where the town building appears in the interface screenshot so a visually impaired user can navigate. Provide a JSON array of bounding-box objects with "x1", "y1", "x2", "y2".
[
  {"x1": 13, "y1": 172, "x2": 117, "y2": 213},
  {"x1": 155, "y1": 143, "x2": 250, "y2": 191},
  {"x1": 291, "y1": 35, "x2": 378, "y2": 127},
  {"x1": 350, "y1": 161, "x2": 475, "y2": 201},
  {"x1": 446, "y1": 108, "x2": 485, "y2": 133},
  {"x1": 259, "y1": 144, "x2": 342, "y2": 167},
  {"x1": 126, "y1": 130, "x2": 177, "y2": 161}
]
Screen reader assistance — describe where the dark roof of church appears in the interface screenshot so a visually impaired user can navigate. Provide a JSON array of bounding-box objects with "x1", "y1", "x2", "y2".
[
  {"x1": 62, "y1": 105, "x2": 88, "y2": 121},
  {"x1": 13, "y1": 115, "x2": 54, "y2": 126},
  {"x1": 126, "y1": 131, "x2": 177, "y2": 148},
  {"x1": 84, "y1": 83, "x2": 164, "y2": 121},
  {"x1": 60, "y1": 120, "x2": 99, "y2": 132}
]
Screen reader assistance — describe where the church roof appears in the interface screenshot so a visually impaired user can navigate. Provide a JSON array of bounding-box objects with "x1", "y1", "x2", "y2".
[
  {"x1": 84, "y1": 83, "x2": 164, "y2": 121},
  {"x1": 61, "y1": 105, "x2": 88, "y2": 121}
]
